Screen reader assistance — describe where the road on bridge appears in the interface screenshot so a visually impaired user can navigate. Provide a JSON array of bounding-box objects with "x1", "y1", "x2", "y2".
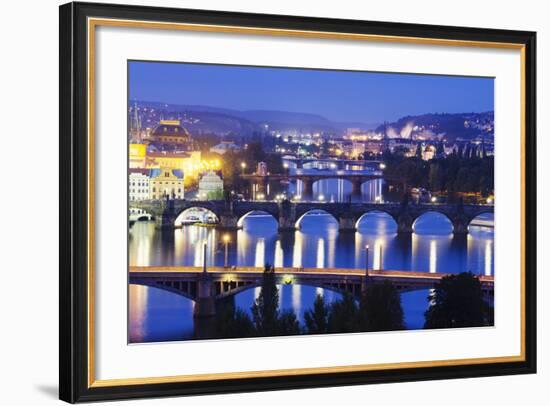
[{"x1": 129, "y1": 266, "x2": 494, "y2": 286}]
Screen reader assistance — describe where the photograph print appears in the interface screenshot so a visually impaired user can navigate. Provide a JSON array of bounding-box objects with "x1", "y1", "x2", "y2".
[{"x1": 127, "y1": 61, "x2": 495, "y2": 344}]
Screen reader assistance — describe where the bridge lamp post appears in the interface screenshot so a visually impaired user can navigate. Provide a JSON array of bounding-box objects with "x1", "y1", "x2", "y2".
[
  {"x1": 240, "y1": 162, "x2": 247, "y2": 175},
  {"x1": 222, "y1": 234, "x2": 231, "y2": 268}
]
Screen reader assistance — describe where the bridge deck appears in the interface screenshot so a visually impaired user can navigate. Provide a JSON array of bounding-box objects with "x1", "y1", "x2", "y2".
[{"x1": 129, "y1": 266, "x2": 494, "y2": 285}]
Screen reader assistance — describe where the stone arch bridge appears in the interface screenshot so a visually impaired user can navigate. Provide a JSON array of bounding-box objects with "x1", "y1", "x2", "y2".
[{"x1": 130, "y1": 198, "x2": 493, "y2": 234}]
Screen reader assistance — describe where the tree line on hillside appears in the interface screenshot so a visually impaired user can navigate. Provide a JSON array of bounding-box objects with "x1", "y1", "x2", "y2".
[{"x1": 380, "y1": 150, "x2": 494, "y2": 198}]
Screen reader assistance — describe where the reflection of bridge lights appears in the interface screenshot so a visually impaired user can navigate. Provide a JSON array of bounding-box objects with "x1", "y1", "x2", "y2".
[
  {"x1": 485, "y1": 240, "x2": 492, "y2": 276},
  {"x1": 429, "y1": 240, "x2": 437, "y2": 273}
]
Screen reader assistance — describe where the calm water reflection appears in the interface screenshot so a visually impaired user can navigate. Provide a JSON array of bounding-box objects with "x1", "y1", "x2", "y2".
[{"x1": 129, "y1": 207, "x2": 494, "y2": 343}]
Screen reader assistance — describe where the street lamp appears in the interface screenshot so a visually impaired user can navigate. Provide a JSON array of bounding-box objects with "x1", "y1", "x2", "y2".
[
  {"x1": 365, "y1": 244, "x2": 370, "y2": 277},
  {"x1": 318, "y1": 194, "x2": 325, "y2": 201},
  {"x1": 240, "y1": 162, "x2": 247, "y2": 175},
  {"x1": 379, "y1": 162, "x2": 386, "y2": 170},
  {"x1": 222, "y1": 234, "x2": 231, "y2": 268},
  {"x1": 431, "y1": 196, "x2": 437, "y2": 203}
]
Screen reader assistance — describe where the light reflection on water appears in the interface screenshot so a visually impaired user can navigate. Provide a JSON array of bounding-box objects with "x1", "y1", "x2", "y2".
[{"x1": 128, "y1": 207, "x2": 494, "y2": 343}]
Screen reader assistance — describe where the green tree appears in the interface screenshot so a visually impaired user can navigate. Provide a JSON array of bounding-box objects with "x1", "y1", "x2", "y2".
[
  {"x1": 424, "y1": 272, "x2": 491, "y2": 329},
  {"x1": 304, "y1": 294, "x2": 330, "y2": 334},
  {"x1": 251, "y1": 264, "x2": 280, "y2": 336},
  {"x1": 415, "y1": 142, "x2": 423, "y2": 158},
  {"x1": 327, "y1": 292, "x2": 359, "y2": 333},
  {"x1": 215, "y1": 297, "x2": 255, "y2": 338},
  {"x1": 206, "y1": 189, "x2": 224, "y2": 200},
  {"x1": 278, "y1": 310, "x2": 301, "y2": 336},
  {"x1": 359, "y1": 281, "x2": 404, "y2": 331}
]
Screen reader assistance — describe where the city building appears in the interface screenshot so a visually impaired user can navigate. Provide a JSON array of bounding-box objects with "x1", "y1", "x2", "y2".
[
  {"x1": 129, "y1": 168, "x2": 150, "y2": 201},
  {"x1": 148, "y1": 120, "x2": 193, "y2": 148},
  {"x1": 129, "y1": 143, "x2": 147, "y2": 168},
  {"x1": 256, "y1": 162, "x2": 268, "y2": 176},
  {"x1": 149, "y1": 168, "x2": 185, "y2": 200},
  {"x1": 210, "y1": 141, "x2": 241, "y2": 155},
  {"x1": 146, "y1": 150, "x2": 202, "y2": 178},
  {"x1": 198, "y1": 170, "x2": 224, "y2": 200}
]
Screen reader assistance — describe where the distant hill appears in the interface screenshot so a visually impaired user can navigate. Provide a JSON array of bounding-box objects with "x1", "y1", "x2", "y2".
[
  {"x1": 133, "y1": 101, "x2": 491, "y2": 140},
  {"x1": 374, "y1": 112, "x2": 494, "y2": 142},
  {"x1": 134, "y1": 101, "x2": 376, "y2": 135}
]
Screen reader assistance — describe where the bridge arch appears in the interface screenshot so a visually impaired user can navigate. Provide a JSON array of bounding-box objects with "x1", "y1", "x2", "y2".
[
  {"x1": 174, "y1": 206, "x2": 220, "y2": 226},
  {"x1": 468, "y1": 212, "x2": 495, "y2": 231},
  {"x1": 412, "y1": 211, "x2": 454, "y2": 234},
  {"x1": 129, "y1": 280, "x2": 197, "y2": 302},
  {"x1": 217, "y1": 278, "x2": 355, "y2": 300},
  {"x1": 129, "y1": 207, "x2": 154, "y2": 222},
  {"x1": 237, "y1": 210, "x2": 278, "y2": 230},
  {"x1": 295, "y1": 209, "x2": 339, "y2": 230},
  {"x1": 355, "y1": 210, "x2": 398, "y2": 232}
]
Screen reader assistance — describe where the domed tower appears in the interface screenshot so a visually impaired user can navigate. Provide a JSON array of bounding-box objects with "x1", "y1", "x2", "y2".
[{"x1": 148, "y1": 120, "x2": 192, "y2": 149}]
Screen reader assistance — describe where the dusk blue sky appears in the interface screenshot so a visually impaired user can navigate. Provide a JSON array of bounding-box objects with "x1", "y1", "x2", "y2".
[{"x1": 129, "y1": 61, "x2": 494, "y2": 123}]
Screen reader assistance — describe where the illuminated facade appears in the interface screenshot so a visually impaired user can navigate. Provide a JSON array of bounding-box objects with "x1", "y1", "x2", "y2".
[
  {"x1": 129, "y1": 143, "x2": 147, "y2": 168},
  {"x1": 149, "y1": 120, "x2": 192, "y2": 146},
  {"x1": 198, "y1": 170, "x2": 224, "y2": 199},
  {"x1": 146, "y1": 150, "x2": 202, "y2": 176},
  {"x1": 150, "y1": 168, "x2": 185, "y2": 200},
  {"x1": 129, "y1": 169, "x2": 150, "y2": 201}
]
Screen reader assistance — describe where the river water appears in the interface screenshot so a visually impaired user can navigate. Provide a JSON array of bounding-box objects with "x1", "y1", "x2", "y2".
[{"x1": 129, "y1": 179, "x2": 494, "y2": 343}]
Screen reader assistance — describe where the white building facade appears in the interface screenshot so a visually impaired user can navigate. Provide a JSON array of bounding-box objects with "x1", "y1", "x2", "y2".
[
  {"x1": 129, "y1": 170, "x2": 151, "y2": 201},
  {"x1": 198, "y1": 170, "x2": 224, "y2": 200}
]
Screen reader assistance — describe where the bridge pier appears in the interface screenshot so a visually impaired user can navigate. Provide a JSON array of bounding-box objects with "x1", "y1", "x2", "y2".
[
  {"x1": 193, "y1": 272, "x2": 217, "y2": 340},
  {"x1": 338, "y1": 215, "x2": 357, "y2": 232},
  {"x1": 452, "y1": 220, "x2": 469, "y2": 235},
  {"x1": 397, "y1": 214, "x2": 414, "y2": 234},
  {"x1": 154, "y1": 211, "x2": 177, "y2": 229},
  {"x1": 255, "y1": 179, "x2": 269, "y2": 200},
  {"x1": 278, "y1": 199, "x2": 297, "y2": 232},
  {"x1": 301, "y1": 179, "x2": 314, "y2": 200},
  {"x1": 217, "y1": 214, "x2": 241, "y2": 230},
  {"x1": 278, "y1": 217, "x2": 296, "y2": 232},
  {"x1": 351, "y1": 179, "x2": 363, "y2": 201}
]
